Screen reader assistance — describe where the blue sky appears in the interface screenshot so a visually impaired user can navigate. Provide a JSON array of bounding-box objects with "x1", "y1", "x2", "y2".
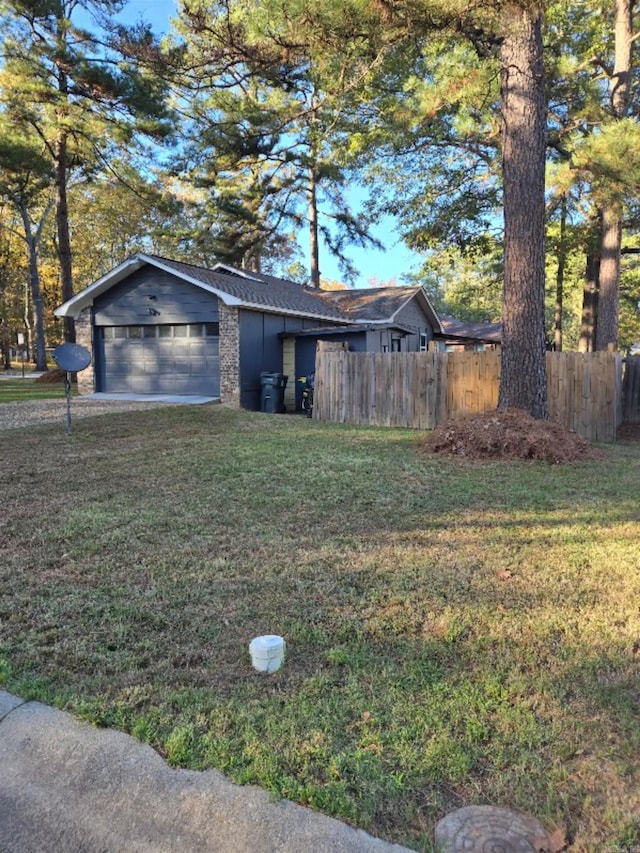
[{"x1": 116, "y1": 0, "x2": 422, "y2": 288}]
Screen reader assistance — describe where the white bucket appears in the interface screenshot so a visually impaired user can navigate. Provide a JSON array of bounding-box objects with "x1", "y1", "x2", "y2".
[{"x1": 249, "y1": 635, "x2": 286, "y2": 673}]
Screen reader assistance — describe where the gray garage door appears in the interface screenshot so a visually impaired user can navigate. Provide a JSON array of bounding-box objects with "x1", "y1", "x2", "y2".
[{"x1": 101, "y1": 323, "x2": 220, "y2": 396}]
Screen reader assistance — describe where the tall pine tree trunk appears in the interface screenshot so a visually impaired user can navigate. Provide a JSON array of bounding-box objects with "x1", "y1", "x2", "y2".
[
  {"x1": 55, "y1": 14, "x2": 75, "y2": 343},
  {"x1": 554, "y1": 195, "x2": 567, "y2": 351},
  {"x1": 578, "y1": 249, "x2": 600, "y2": 352},
  {"x1": 596, "y1": 0, "x2": 633, "y2": 351},
  {"x1": 596, "y1": 204, "x2": 622, "y2": 349},
  {"x1": 578, "y1": 212, "x2": 601, "y2": 352},
  {"x1": 308, "y1": 164, "x2": 320, "y2": 288},
  {"x1": 308, "y1": 89, "x2": 321, "y2": 289},
  {"x1": 56, "y1": 130, "x2": 75, "y2": 343},
  {"x1": 497, "y1": 5, "x2": 548, "y2": 418}
]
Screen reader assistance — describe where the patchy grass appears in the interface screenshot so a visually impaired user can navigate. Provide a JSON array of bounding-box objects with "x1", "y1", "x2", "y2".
[
  {"x1": 1, "y1": 405, "x2": 639, "y2": 851},
  {"x1": 0, "y1": 377, "x2": 73, "y2": 403}
]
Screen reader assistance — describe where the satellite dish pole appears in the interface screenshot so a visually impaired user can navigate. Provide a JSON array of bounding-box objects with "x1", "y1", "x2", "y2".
[{"x1": 52, "y1": 343, "x2": 92, "y2": 435}]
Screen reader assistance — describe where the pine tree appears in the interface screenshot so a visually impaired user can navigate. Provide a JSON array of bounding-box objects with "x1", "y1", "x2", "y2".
[{"x1": 0, "y1": 1, "x2": 170, "y2": 340}]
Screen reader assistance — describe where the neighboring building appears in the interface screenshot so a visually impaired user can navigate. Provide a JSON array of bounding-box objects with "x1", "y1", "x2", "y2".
[
  {"x1": 436, "y1": 317, "x2": 502, "y2": 352},
  {"x1": 54, "y1": 254, "x2": 498, "y2": 410}
]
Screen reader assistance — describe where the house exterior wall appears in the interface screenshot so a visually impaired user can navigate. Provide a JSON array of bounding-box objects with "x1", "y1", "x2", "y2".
[
  {"x1": 219, "y1": 303, "x2": 240, "y2": 407},
  {"x1": 238, "y1": 310, "x2": 324, "y2": 410},
  {"x1": 394, "y1": 298, "x2": 435, "y2": 351},
  {"x1": 75, "y1": 308, "x2": 95, "y2": 395},
  {"x1": 92, "y1": 268, "x2": 219, "y2": 326}
]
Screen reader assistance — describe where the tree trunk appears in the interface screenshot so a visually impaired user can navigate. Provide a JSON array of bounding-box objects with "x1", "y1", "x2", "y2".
[
  {"x1": 595, "y1": 0, "x2": 634, "y2": 352},
  {"x1": 23, "y1": 278, "x2": 32, "y2": 364},
  {"x1": 497, "y1": 5, "x2": 548, "y2": 418},
  {"x1": 19, "y1": 202, "x2": 48, "y2": 372},
  {"x1": 56, "y1": 131, "x2": 75, "y2": 343},
  {"x1": 0, "y1": 314, "x2": 10, "y2": 370},
  {"x1": 308, "y1": 164, "x2": 321, "y2": 288},
  {"x1": 596, "y1": 204, "x2": 622, "y2": 350},
  {"x1": 578, "y1": 248, "x2": 600, "y2": 352},
  {"x1": 55, "y1": 18, "x2": 75, "y2": 343},
  {"x1": 307, "y1": 88, "x2": 321, "y2": 289},
  {"x1": 554, "y1": 195, "x2": 567, "y2": 351}
]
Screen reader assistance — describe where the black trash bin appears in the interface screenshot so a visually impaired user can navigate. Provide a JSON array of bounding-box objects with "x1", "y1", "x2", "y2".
[{"x1": 260, "y1": 372, "x2": 288, "y2": 413}]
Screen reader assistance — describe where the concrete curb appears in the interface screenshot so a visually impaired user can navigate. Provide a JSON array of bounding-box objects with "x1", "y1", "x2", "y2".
[{"x1": 0, "y1": 691, "x2": 415, "y2": 853}]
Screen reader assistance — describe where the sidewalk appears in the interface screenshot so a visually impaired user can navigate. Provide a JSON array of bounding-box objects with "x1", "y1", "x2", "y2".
[{"x1": 0, "y1": 691, "x2": 415, "y2": 853}]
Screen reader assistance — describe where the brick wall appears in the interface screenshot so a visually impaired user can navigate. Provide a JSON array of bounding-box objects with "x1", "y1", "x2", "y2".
[
  {"x1": 75, "y1": 309, "x2": 95, "y2": 395},
  {"x1": 219, "y1": 303, "x2": 240, "y2": 406}
]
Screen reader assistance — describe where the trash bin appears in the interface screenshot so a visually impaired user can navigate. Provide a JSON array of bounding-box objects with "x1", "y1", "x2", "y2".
[{"x1": 260, "y1": 372, "x2": 288, "y2": 413}]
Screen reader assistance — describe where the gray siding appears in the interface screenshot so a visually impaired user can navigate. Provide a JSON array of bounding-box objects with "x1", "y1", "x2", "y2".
[
  {"x1": 239, "y1": 310, "x2": 316, "y2": 409},
  {"x1": 394, "y1": 297, "x2": 434, "y2": 351},
  {"x1": 93, "y1": 268, "x2": 219, "y2": 326}
]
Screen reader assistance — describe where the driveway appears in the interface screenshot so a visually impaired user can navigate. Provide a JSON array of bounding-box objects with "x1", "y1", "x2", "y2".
[{"x1": 0, "y1": 395, "x2": 215, "y2": 432}]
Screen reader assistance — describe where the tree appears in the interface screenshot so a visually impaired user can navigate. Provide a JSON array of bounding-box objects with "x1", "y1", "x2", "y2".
[
  {"x1": 172, "y1": 0, "x2": 382, "y2": 285},
  {"x1": 595, "y1": 0, "x2": 635, "y2": 351},
  {"x1": 497, "y1": 4, "x2": 548, "y2": 417},
  {"x1": 0, "y1": 0, "x2": 170, "y2": 341},
  {"x1": 0, "y1": 127, "x2": 55, "y2": 371}
]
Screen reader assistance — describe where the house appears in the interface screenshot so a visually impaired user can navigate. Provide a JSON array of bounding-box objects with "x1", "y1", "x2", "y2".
[
  {"x1": 437, "y1": 317, "x2": 502, "y2": 352},
  {"x1": 54, "y1": 254, "x2": 496, "y2": 410}
]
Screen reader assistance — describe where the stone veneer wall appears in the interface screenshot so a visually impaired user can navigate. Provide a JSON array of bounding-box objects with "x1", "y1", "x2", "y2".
[
  {"x1": 219, "y1": 303, "x2": 240, "y2": 407},
  {"x1": 74, "y1": 308, "x2": 95, "y2": 395}
]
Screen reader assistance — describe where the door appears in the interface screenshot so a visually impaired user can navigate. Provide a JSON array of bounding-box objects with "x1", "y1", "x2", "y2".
[{"x1": 99, "y1": 323, "x2": 220, "y2": 395}]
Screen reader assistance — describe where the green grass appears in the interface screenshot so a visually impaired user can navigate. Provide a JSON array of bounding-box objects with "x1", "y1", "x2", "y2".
[
  {"x1": 0, "y1": 376, "x2": 74, "y2": 402},
  {"x1": 1, "y1": 405, "x2": 639, "y2": 851}
]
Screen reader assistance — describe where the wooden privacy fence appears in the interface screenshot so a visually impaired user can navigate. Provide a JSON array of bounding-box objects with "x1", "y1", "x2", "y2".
[
  {"x1": 314, "y1": 343, "x2": 623, "y2": 442},
  {"x1": 622, "y1": 356, "x2": 640, "y2": 425}
]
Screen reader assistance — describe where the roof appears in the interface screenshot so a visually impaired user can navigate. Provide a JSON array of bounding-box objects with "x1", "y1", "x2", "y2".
[
  {"x1": 54, "y1": 255, "x2": 442, "y2": 332},
  {"x1": 438, "y1": 317, "x2": 502, "y2": 343},
  {"x1": 318, "y1": 286, "x2": 442, "y2": 332},
  {"x1": 55, "y1": 254, "x2": 349, "y2": 324}
]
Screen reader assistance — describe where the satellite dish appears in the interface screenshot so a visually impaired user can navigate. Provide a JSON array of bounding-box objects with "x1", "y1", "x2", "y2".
[
  {"x1": 53, "y1": 342, "x2": 91, "y2": 372},
  {"x1": 52, "y1": 343, "x2": 91, "y2": 435}
]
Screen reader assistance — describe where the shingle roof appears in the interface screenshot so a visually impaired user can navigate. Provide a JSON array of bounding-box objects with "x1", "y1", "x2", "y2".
[
  {"x1": 438, "y1": 317, "x2": 502, "y2": 343},
  {"x1": 148, "y1": 256, "x2": 349, "y2": 321},
  {"x1": 316, "y1": 286, "x2": 423, "y2": 321}
]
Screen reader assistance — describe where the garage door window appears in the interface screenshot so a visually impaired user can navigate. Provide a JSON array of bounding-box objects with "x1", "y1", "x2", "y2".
[{"x1": 103, "y1": 324, "x2": 219, "y2": 339}]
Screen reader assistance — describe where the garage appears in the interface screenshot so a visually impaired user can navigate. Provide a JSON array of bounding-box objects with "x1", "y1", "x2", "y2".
[{"x1": 98, "y1": 322, "x2": 220, "y2": 396}]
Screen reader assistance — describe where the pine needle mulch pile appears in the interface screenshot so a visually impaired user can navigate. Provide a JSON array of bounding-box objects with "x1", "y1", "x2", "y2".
[{"x1": 421, "y1": 408, "x2": 606, "y2": 463}]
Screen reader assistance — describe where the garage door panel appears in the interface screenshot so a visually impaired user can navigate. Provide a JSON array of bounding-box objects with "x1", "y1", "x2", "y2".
[{"x1": 101, "y1": 325, "x2": 219, "y2": 395}]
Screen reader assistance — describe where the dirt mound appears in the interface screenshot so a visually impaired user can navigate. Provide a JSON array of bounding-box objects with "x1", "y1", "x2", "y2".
[
  {"x1": 34, "y1": 369, "x2": 76, "y2": 384},
  {"x1": 421, "y1": 408, "x2": 606, "y2": 463}
]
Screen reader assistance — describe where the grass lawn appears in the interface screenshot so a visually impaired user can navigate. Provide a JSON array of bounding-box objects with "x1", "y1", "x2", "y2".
[
  {"x1": 0, "y1": 376, "x2": 73, "y2": 403},
  {"x1": 1, "y1": 405, "x2": 639, "y2": 851}
]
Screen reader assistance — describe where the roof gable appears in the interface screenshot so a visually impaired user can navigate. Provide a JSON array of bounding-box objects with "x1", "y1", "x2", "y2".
[{"x1": 317, "y1": 285, "x2": 442, "y2": 332}]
